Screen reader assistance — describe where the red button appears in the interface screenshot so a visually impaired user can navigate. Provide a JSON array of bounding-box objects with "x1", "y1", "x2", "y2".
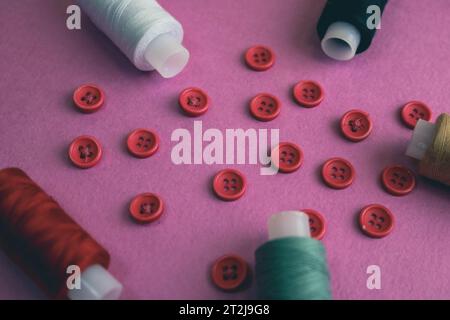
[
  {"x1": 244, "y1": 45, "x2": 275, "y2": 71},
  {"x1": 271, "y1": 142, "x2": 303, "y2": 173},
  {"x1": 302, "y1": 209, "x2": 326, "y2": 240},
  {"x1": 359, "y1": 204, "x2": 394, "y2": 238},
  {"x1": 249, "y1": 93, "x2": 281, "y2": 121},
  {"x1": 381, "y1": 165, "x2": 416, "y2": 196},
  {"x1": 129, "y1": 193, "x2": 164, "y2": 224},
  {"x1": 213, "y1": 169, "x2": 247, "y2": 201},
  {"x1": 127, "y1": 129, "x2": 159, "y2": 158},
  {"x1": 321, "y1": 157, "x2": 355, "y2": 189},
  {"x1": 68, "y1": 135, "x2": 102, "y2": 169},
  {"x1": 340, "y1": 109, "x2": 373, "y2": 142},
  {"x1": 211, "y1": 254, "x2": 249, "y2": 291},
  {"x1": 401, "y1": 101, "x2": 432, "y2": 129},
  {"x1": 293, "y1": 80, "x2": 324, "y2": 108},
  {"x1": 178, "y1": 87, "x2": 209, "y2": 117},
  {"x1": 73, "y1": 84, "x2": 104, "y2": 113}
]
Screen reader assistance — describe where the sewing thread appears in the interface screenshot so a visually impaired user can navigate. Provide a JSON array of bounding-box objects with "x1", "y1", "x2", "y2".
[
  {"x1": 420, "y1": 113, "x2": 450, "y2": 186},
  {"x1": 78, "y1": 0, "x2": 184, "y2": 71},
  {"x1": 255, "y1": 237, "x2": 331, "y2": 300},
  {"x1": 0, "y1": 168, "x2": 109, "y2": 299}
]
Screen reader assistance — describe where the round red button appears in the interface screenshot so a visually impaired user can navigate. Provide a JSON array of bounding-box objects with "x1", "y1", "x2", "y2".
[
  {"x1": 359, "y1": 204, "x2": 394, "y2": 238},
  {"x1": 321, "y1": 157, "x2": 355, "y2": 189},
  {"x1": 68, "y1": 135, "x2": 102, "y2": 169},
  {"x1": 249, "y1": 93, "x2": 281, "y2": 121},
  {"x1": 244, "y1": 45, "x2": 275, "y2": 71},
  {"x1": 340, "y1": 109, "x2": 373, "y2": 142},
  {"x1": 293, "y1": 80, "x2": 324, "y2": 108},
  {"x1": 213, "y1": 169, "x2": 247, "y2": 201},
  {"x1": 401, "y1": 101, "x2": 432, "y2": 129},
  {"x1": 271, "y1": 142, "x2": 303, "y2": 173},
  {"x1": 127, "y1": 129, "x2": 159, "y2": 158},
  {"x1": 178, "y1": 87, "x2": 209, "y2": 117},
  {"x1": 211, "y1": 254, "x2": 249, "y2": 291},
  {"x1": 302, "y1": 209, "x2": 326, "y2": 240},
  {"x1": 129, "y1": 193, "x2": 164, "y2": 224},
  {"x1": 381, "y1": 165, "x2": 416, "y2": 196},
  {"x1": 73, "y1": 84, "x2": 104, "y2": 113}
]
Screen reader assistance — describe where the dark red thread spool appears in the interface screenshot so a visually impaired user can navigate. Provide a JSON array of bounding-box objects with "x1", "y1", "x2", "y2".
[{"x1": 0, "y1": 168, "x2": 110, "y2": 299}]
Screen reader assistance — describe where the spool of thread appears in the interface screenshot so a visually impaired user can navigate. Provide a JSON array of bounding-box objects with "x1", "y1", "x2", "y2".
[
  {"x1": 0, "y1": 168, "x2": 122, "y2": 299},
  {"x1": 255, "y1": 211, "x2": 332, "y2": 300},
  {"x1": 77, "y1": 0, "x2": 190, "y2": 78},
  {"x1": 406, "y1": 113, "x2": 450, "y2": 186},
  {"x1": 317, "y1": 0, "x2": 388, "y2": 61}
]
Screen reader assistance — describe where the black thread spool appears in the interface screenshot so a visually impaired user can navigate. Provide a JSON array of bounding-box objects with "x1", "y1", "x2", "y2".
[{"x1": 317, "y1": 0, "x2": 388, "y2": 60}]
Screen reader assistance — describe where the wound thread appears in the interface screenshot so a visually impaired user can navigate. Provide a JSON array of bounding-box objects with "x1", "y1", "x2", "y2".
[
  {"x1": 317, "y1": 0, "x2": 388, "y2": 54},
  {"x1": 419, "y1": 113, "x2": 450, "y2": 186},
  {"x1": 255, "y1": 237, "x2": 332, "y2": 300},
  {"x1": 0, "y1": 168, "x2": 110, "y2": 299},
  {"x1": 77, "y1": 0, "x2": 184, "y2": 72}
]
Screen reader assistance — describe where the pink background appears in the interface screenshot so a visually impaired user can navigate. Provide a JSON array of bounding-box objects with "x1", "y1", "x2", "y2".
[{"x1": 0, "y1": 0, "x2": 449, "y2": 300}]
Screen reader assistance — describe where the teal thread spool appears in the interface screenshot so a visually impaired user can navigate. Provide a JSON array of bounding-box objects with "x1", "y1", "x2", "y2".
[{"x1": 255, "y1": 211, "x2": 332, "y2": 300}]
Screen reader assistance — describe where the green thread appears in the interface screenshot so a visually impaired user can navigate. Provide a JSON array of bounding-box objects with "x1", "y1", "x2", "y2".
[{"x1": 255, "y1": 237, "x2": 332, "y2": 300}]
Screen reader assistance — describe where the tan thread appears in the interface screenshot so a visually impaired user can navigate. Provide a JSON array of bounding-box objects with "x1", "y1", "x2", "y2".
[{"x1": 419, "y1": 113, "x2": 450, "y2": 186}]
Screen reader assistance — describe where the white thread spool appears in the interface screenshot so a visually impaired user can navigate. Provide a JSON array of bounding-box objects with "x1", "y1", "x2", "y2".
[{"x1": 78, "y1": 0, "x2": 189, "y2": 78}]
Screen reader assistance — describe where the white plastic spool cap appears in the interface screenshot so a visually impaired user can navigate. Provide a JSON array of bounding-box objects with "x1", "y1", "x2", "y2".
[
  {"x1": 144, "y1": 33, "x2": 190, "y2": 78},
  {"x1": 321, "y1": 22, "x2": 361, "y2": 61},
  {"x1": 406, "y1": 119, "x2": 437, "y2": 160},
  {"x1": 67, "y1": 264, "x2": 123, "y2": 300},
  {"x1": 268, "y1": 211, "x2": 311, "y2": 240}
]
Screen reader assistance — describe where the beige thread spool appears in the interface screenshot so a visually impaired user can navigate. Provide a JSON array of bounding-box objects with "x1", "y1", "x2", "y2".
[{"x1": 406, "y1": 113, "x2": 450, "y2": 186}]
